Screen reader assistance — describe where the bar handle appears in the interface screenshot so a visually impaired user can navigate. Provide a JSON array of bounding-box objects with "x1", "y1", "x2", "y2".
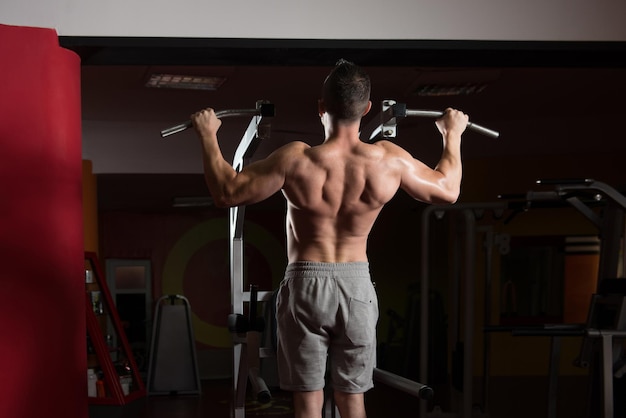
[
  {"x1": 160, "y1": 120, "x2": 193, "y2": 138},
  {"x1": 373, "y1": 368, "x2": 434, "y2": 400},
  {"x1": 160, "y1": 104, "x2": 275, "y2": 138},
  {"x1": 405, "y1": 109, "x2": 500, "y2": 139}
]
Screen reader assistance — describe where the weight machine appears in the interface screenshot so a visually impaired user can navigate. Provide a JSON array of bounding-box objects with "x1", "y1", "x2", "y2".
[
  {"x1": 521, "y1": 179, "x2": 626, "y2": 418},
  {"x1": 418, "y1": 202, "x2": 508, "y2": 418},
  {"x1": 417, "y1": 180, "x2": 626, "y2": 418},
  {"x1": 159, "y1": 99, "x2": 500, "y2": 417},
  {"x1": 162, "y1": 101, "x2": 277, "y2": 418},
  {"x1": 213, "y1": 102, "x2": 276, "y2": 418}
]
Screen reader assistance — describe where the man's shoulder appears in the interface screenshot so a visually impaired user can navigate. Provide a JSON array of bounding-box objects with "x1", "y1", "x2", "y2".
[
  {"x1": 281, "y1": 140, "x2": 311, "y2": 152},
  {"x1": 369, "y1": 139, "x2": 399, "y2": 149},
  {"x1": 370, "y1": 139, "x2": 410, "y2": 156},
  {"x1": 269, "y1": 140, "x2": 310, "y2": 159}
]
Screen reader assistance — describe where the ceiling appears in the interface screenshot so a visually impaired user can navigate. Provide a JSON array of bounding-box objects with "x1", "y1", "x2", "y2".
[{"x1": 64, "y1": 38, "x2": 626, "y2": 210}]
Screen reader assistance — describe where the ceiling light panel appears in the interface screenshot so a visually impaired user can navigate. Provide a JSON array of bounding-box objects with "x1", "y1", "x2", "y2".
[{"x1": 146, "y1": 73, "x2": 226, "y2": 91}]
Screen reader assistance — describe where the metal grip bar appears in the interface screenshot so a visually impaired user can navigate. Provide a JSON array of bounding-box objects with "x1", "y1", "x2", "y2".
[
  {"x1": 405, "y1": 109, "x2": 500, "y2": 138},
  {"x1": 160, "y1": 105, "x2": 275, "y2": 138},
  {"x1": 373, "y1": 368, "x2": 434, "y2": 400},
  {"x1": 363, "y1": 101, "x2": 500, "y2": 142}
]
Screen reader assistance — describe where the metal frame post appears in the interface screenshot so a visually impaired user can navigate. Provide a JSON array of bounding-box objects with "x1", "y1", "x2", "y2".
[
  {"x1": 420, "y1": 203, "x2": 506, "y2": 418},
  {"x1": 230, "y1": 110, "x2": 267, "y2": 418},
  {"x1": 174, "y1": 101, "x2": 275, "y2": 418}
]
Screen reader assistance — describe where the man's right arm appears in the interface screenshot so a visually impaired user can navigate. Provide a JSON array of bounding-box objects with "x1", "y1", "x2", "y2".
[{"x1": 431, "y1": 108, "x2": 467, "y2": 202}]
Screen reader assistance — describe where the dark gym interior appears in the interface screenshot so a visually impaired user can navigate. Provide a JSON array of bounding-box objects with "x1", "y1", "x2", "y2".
[{"x1": 2, "y1": 26, "x2": 625, "y2": 418}]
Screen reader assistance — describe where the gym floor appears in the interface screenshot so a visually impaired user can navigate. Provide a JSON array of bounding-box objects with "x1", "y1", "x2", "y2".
[
  {"x1": 88, "y1": 378, "x2": 420, "y2": 418},
  {"x1": 88, "y1": 375, "x2": 595, "y2": 418}
]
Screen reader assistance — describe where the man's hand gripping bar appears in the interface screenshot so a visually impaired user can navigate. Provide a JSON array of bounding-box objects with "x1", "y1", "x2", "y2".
[{"x1": 160, "y1": 102, "x2": 276, "y2": 138}]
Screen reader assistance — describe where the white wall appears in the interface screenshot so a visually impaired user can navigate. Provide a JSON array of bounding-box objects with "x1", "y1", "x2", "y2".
[{"x1": 1, "y1": 0, "x2": 626, "y2": 41}]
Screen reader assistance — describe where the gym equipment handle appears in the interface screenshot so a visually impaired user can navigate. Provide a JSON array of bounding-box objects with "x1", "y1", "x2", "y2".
[
  {"x1": 365, "y1": 102, "x2": 500, "y2": 141},
  {"x1": 373, "y1": 368, "x2": 434, "y2": 400},
  {"x1": 160, "y1": 105, "x2": 275, "y2": 138},
  {"x1": 405, "y1": 109, "x2": 500, "y2": 139}
]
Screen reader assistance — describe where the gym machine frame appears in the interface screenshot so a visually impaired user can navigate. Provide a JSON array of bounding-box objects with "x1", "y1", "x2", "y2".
[
  {"x1": 162, "y1": 101, "x2": 276, "y2": 418},
  {"x1": 526, "y1": 179, "x2": 626, "y2": 418},
  {"x1": 419, "y1": 202, "x2": 507, "y2": 418},
  {"x1": 483, "y1": 179, "x2": 626, "y2": 418},
  {"x1": 224, "y1": 102, "x2": 276, "y2": 418}
]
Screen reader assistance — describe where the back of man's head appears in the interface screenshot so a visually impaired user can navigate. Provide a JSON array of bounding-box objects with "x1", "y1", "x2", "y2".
[{"x1": 322, "y1": 59, "x2": 371, "y2": 122}]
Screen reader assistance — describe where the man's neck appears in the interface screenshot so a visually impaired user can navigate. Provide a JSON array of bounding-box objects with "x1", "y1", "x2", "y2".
[{"x1": 323, "y1": 119, "x2": 362, "y2": 144}]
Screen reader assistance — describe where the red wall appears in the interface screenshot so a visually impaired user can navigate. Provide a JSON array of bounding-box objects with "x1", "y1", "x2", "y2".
[{"x1": 0, "y1": 24, "x2": 85, "y2": 418}]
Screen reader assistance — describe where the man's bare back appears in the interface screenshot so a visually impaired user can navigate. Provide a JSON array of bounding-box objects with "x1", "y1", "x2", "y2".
[
  {"x1": 192, "y1": 107, "x2": 467, "y2": 265},
  {"x1": 282, "y1": 135, "x2": 402, "y2": 263}
]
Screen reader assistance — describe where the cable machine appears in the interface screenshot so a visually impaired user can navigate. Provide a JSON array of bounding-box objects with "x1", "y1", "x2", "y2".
[{"x1": 416, "y1": 180, "x2": 626, "y2": 418}]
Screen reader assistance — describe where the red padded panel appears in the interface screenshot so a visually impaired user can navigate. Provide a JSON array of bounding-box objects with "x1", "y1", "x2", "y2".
[{"x1": 0, "y1": 23, "x2": 85, "y2": 418}]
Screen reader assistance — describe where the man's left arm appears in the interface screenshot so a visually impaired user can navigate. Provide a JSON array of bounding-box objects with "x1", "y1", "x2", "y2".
[{"x1": 192, "y1": 108, "x2": 290, "y2": 207}]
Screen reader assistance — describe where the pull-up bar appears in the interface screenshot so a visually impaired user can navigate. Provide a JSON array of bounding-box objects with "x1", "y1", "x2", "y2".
[
  {"x1": 160, "y1": 102, "x2": 276, "y2": 138},
  {"x1": 363, "y1": 100, "x2": 500, "y2": 141}
]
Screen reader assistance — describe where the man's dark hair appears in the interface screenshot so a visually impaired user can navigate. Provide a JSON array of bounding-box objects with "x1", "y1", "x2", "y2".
[{"x1": 322, "y1": 59, "x2": 371, "y2": 122}]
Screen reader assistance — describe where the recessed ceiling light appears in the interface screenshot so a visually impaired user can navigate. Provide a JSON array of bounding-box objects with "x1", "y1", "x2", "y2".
[
  {"x1": 146, "y1": 74, "x2": 226, "y2": 91},
  {"x1": 412, "y1": 83, "x2": 488, "y2": 97},
  {"x1": 407, "y1": 68, "x2": 499, "y2": 97}
]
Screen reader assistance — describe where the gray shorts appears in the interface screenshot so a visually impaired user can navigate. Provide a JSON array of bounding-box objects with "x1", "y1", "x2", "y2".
[{"x1": 275, "y1": 261, "x2": 378, "y2": 393}]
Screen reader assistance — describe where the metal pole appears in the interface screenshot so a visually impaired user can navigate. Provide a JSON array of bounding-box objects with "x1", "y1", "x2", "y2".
[
  {"x1": 373, "y1": 368, "x2": 434, "y2": 400},
  {"x1": 547, "y1": 336, "x2": 561, "y2": 418},
  {"x1": 160, "y1": 102, "x2": 275, "y2": 138},
  {"x1": 418, "y1": 202, "x2": 506, "y2": 417},
  {"x1": 405, "y1": 109, "x2": 500, "y2": 138},
  {"x1": 220, "y1": 105, "x2": 273, "y2": 418},
  {"x1": 481, "y1": 227, "x2": 494, "y2": 415},
  {"x1": 419, "y1": 205, "x2": 437, "y2": 418},
  {"x1": 601, "y1": 333, "x2": 614, "y2": 418},
  {"x1": 463, "y1": 209, "x2": 476, "y2": 418}
]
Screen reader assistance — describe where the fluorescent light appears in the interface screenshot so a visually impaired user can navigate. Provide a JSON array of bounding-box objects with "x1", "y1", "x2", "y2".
[{"x1": 146, "y1": 74, "x2": 226, "y2": 91}]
